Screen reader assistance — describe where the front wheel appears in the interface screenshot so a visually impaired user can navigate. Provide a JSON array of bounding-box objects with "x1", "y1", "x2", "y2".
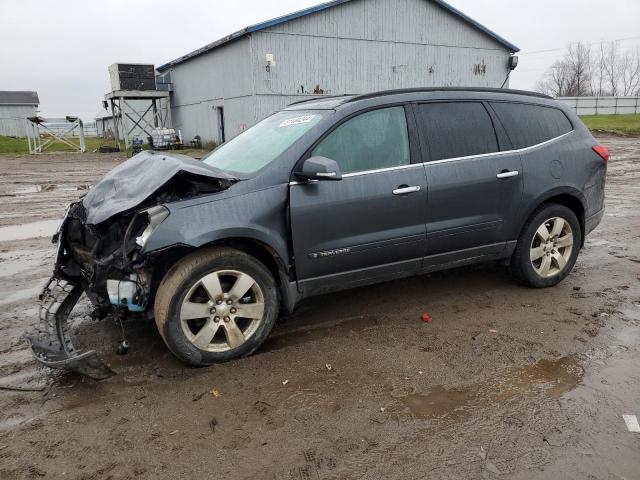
[
  {"x1": 510, "y1": 203, "x2": 582, "y2": 288},
  {"x1": 154, "y1": 247, "x2": 279, "y2": 366}
]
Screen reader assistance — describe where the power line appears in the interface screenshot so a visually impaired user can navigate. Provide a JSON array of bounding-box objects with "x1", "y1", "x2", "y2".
[{"x1": 520, "y1": 35, "x2": 640, "y2": 56}]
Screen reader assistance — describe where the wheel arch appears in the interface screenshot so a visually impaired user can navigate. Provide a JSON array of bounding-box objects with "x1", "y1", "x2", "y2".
[
  {"x1": 146, "y1": 235, "x2": 298, "y2": 315},
  {"x1": 519, "y1": 188, "x2": 586, "y2": 246}
]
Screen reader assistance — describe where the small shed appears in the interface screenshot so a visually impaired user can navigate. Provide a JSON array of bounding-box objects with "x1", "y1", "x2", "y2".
[
  {"x1": 95, "y1": 110, "x2": 115, "y2": 138},
  {"x1": 0, "y1": 91, "x2": 40, "y2": 137}
]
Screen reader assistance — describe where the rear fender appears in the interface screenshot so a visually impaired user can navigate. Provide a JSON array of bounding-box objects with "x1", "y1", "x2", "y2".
[{"x1": 517, "y1": 187, "x2": 587, "y2": 245}]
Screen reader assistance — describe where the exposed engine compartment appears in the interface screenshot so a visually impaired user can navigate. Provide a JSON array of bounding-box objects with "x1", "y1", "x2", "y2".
[{"x1": 27, "y1": 151, "x2": 237, "y2": 379}]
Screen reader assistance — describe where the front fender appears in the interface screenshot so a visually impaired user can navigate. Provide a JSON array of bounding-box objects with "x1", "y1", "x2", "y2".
[{"x1": 142, "y1": 184, "x2": 291, "y2": 267}]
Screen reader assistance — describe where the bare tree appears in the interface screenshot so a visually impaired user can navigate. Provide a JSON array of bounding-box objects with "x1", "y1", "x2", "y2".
[
  {"x1": 535, "y1": 42, "x2": 593, "y2": 97},
  {"x1": 620, "y1": 48, "x2": 640, "y2": 96},
  {"x1": 601, "y1": 41, "x2": 622, "y2": 96},
  {"x1": 537, "y1": 41, "x2": 640, "y2": 97},
  {"x1": 592, "y1": 42, "x2": 607, "y2": 96},
  {"x1": 567, "y1": 42, "x2": 593, "y2": 96}
]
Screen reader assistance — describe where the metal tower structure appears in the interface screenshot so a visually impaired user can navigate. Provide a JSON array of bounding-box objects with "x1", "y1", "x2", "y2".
[{"x1": 104, "y1": 90, "x2": 172, "y2": 151}]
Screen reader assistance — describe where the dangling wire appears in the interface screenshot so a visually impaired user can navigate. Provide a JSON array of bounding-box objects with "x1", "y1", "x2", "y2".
[{"x1": 500, "y1": 70, "x2": 511, "y2": 89}]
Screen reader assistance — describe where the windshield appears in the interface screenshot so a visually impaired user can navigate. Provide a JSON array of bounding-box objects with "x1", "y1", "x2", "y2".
[{"x1": 202, "y1": 110, "x2": 324, "y2": 175}]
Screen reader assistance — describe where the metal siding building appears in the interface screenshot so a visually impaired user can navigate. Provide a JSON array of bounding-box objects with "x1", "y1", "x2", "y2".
[
  {"x1": 158, "y1": 0, "x2": 518, "y2": 143},
  {"x1": 0, "y1": 91, "x2": 40, "y2": 137}
]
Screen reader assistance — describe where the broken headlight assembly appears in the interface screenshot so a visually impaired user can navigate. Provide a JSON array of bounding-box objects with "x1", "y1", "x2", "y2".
[
  {"x1": 134, "y1": 205, "x2": 170, "y2": 249},
  {"x1": 104, "y1": 205, "x2": 169, "y2": 312}
]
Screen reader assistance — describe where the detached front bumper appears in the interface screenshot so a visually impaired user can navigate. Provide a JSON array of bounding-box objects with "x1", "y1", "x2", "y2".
[
  {"x1": 26, "y1": 277, "x2": 115, "y2": 380},
  {"x1": 28, "y1": 199, "x2": 163, "y2": 379}
]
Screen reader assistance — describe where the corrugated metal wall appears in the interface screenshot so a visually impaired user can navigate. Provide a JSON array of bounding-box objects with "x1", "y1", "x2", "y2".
[
  {"x1": 169, "y1": 37, "x2": 253, "y2": 142},
  {"x1": 0, "y1": 105, "x2": 37, "y2": 137},
  {"x1": 167, "y1": 0, "x2": 511, "y2": 142}
]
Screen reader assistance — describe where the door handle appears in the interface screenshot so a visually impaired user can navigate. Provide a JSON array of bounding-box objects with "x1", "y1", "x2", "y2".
[
  {"x1": 497, "y1": 170, "x2": 519, "y2": 179},
  {"x1": 393, "y1": 185, "x2": 421, "y2": 195}
]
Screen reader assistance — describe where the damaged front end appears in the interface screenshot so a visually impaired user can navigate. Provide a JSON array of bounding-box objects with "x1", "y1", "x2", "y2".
[{"x1": 27, "y1": 151, "x2": 236, "y2": 379}]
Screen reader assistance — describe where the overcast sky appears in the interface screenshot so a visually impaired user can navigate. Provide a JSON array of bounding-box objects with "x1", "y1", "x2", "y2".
[{"x1": 2, "y1": 0, "x2": 639, "y2": 120}]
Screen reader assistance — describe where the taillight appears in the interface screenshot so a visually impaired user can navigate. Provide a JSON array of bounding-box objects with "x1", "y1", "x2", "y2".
[{"x1": 593, "y1": 145, "x2": 609, "y2": 162}]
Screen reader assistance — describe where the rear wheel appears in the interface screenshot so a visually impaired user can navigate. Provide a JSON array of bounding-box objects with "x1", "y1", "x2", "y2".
[
  {"x1": 154, "y1": 247, "x2": 279, "y2": 365},
  {"x1": 510, "y1": 203, "x2": 581, "y2": 288}
]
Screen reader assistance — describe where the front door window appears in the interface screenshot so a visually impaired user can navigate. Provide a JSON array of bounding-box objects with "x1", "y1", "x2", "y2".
[{"x1": 312, "y1": 106, "x2": 410, "y2": 174}]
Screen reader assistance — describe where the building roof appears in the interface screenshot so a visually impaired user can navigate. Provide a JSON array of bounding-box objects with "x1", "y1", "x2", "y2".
[
  {"x1": 0, "y1": 91, "x2": 40, "y2": 105},
  {"x1": 158, "y1": 0, "x2": 519, "y2": 71},
  {"x1": 95, "y1": 110, "x2": 113, "y2": 120}
]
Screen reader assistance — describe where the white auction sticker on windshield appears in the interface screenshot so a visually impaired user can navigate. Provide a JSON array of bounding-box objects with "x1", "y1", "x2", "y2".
[{"x1": 279, "y1": 115, "x2": 316, "y2": 127}]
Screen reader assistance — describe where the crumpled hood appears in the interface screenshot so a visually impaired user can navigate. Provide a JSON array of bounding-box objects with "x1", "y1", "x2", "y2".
[{"x1": 82, "y1": 150, "x2": 235, "y2": 225}]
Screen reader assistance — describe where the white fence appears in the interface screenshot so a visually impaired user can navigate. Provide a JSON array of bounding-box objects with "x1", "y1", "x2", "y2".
[{"x1": 557, "y1": 96, "x2": 640, "y2": 116}]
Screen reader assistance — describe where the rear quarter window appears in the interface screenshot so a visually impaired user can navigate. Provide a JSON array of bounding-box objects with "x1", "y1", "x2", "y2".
[{"x1": 490, "y1": 102, "x2": 573, "y2": 150}]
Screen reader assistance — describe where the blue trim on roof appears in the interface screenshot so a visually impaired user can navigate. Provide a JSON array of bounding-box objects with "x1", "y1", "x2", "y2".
[
  {"x1": 430, "y1": 0, "x2": 519, "y2": 53},
  {"x1": 158, "y1": 0, "x2": 518, "y2": 71}
]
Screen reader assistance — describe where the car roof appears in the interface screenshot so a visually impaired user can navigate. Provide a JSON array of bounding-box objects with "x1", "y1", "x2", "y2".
[{"x1": 286, "y1": 87, "x2": 553, "y2": 111}]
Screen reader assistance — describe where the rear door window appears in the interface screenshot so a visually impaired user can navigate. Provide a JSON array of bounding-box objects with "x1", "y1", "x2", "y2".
[
  {"x1": 489, "y1": 102, "x2": 573, "y2": 149},
  {"x1": 312, "y1": 106, "x2": 410, "y2": 174},
  {"x1": 414, "y1": 102, "x2": 499, "y2": 161}
]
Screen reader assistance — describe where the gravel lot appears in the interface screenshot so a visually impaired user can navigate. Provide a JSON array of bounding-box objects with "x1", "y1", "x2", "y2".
[{"x1": 0, "y1": 136, "x2": 639, "y2": 479}]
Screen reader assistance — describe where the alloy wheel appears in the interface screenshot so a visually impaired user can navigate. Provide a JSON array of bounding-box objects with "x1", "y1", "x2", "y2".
[
  {"x1": 530, "y1": 217, "x2": 574, "y2": 278},
  {"x1": 179, "y1": 270, "x2": 265, "y2": 352}
]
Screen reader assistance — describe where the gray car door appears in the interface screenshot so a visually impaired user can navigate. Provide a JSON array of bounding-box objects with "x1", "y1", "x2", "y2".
[
  {"x1": 289, "y1": 106, "x2": 428, "y2": 292},
  {"x1": 412, "y1": 101, "x2": 523, "y2": 261}
]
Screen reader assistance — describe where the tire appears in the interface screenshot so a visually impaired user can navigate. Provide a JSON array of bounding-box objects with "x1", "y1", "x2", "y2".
[
  {"x1": 510, "y1": 203, "x2": 582, "y2": 288},
  {"x1": 154, "y1": 247, "x2": 279, "y2": 366}
]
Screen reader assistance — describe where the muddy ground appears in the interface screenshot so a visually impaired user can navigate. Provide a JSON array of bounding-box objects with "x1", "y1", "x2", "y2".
[{"x1": 0, "y1": 138, "x2": 639, "y2": 480}]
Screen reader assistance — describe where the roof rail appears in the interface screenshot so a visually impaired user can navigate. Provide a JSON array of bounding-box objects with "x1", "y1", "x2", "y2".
[
  {"x1": 346, "y1": 87, "x2": 553, "y2": 103},
  {"x1": 287, "y1": 94, "x2": 353, "y2": 106}
]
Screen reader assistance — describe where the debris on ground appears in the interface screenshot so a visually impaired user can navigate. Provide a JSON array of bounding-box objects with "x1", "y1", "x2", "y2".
[
  {"x1": 421, "y1": 313, "x2": 432, "y2": 323},
  {"x1": 478, "y1": 446, "x2": 487, "y2": 460},
  {"x1": 210, "y1": 389, "x2": 221, "y2": 398},
  {"x1": 192, "y1": 391, "x2": 207, "y2": 402},
  {"x1": 209, "y1": 418, "x2": 218, "y2": 432},
  {"x1": 282, "y1": 379, "x2": 289, "y2": 385},
  {"x1": 623, "y1": 415, "x2": 640, "y2": 432},
  {"x1": 116, "y1": 340, "x2": 129, "y2": 355}
]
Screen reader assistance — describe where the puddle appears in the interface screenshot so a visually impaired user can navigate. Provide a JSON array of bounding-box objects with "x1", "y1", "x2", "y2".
[
  {"x1": 1, "y1": 184, "x2": 89, "y2": 196},
  {"x1": 500, "y1": 356, "x2": 584, "y2": 400},
  {"x1": 402, "y1": 386, "x2": 475, "y2": 420},
  {"x1": 0, "y1": 280, "x2": 48, "y2": 305},
  {"x1": 0, "y1": 248, "x2": 52, "y2": 277},
  {"x1": 402, "y1": 356, "x2": 584, "y2": 420},
  {"x1": 0, "y1": 219, "x2": 61, "y2": 242}
]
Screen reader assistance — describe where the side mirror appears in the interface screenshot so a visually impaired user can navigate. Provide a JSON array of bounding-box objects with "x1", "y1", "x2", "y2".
[{"x1": 296, "y1": 156, "x2": 342, "y2": 181}]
